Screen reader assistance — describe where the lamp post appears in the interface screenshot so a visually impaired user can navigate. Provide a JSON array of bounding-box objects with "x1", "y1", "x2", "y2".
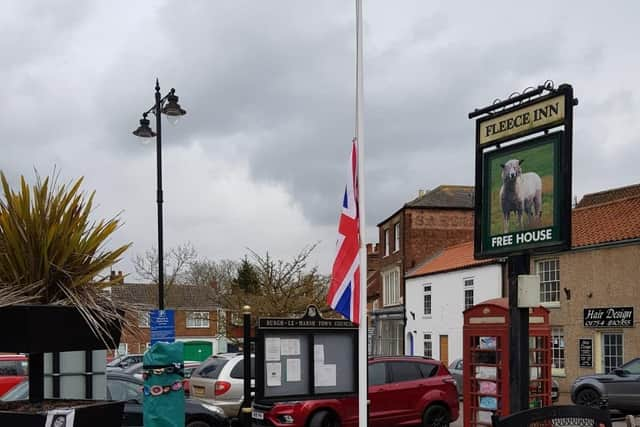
[{"x1": 132, "y1": 79, "x2": 186, "y2": 310}]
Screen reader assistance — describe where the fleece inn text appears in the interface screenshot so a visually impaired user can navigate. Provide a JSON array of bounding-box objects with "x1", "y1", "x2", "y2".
[{"x1": 491, "y1": 228, "x2": 553, "y2": 248}]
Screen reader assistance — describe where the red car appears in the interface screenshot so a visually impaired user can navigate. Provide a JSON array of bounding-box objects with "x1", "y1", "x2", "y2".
[
  {"x1": 252, "y1": 356, "x2": 459, "y2": 427},
  {"x1": 0, "y1": 354, "x2": 28, "y2": 396}
]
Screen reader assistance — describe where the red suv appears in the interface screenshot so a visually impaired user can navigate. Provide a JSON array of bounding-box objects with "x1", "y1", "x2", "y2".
[
  {"x1": 0, "y1": 354, "x2": 28, "y2": 396},
  {"x1": 252, "y1": 356, "x2": 458, "y2": 427}
]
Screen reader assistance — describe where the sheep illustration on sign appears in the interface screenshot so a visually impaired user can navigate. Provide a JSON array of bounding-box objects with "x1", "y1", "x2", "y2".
[{"x1": 499, "y1": 159, "x2": 542, "y2": 233}]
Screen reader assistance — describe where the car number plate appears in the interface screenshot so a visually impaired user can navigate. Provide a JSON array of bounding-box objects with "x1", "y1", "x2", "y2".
[
  {"x1": 252, "y1": 411, "x2": 264, "y2": 420},
  {"x1": 192, "y1": 386, "x2": 205, "y2": 397}
]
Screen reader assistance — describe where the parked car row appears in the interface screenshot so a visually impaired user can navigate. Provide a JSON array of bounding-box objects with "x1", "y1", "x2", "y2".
[{"x1": 1, "y1": 371, "x2": 227, "y2": 427}]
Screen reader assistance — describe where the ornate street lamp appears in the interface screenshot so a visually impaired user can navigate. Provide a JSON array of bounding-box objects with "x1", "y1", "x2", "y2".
[{"x1": 132, "y1": 79, "x2": 187, "y2": 310}]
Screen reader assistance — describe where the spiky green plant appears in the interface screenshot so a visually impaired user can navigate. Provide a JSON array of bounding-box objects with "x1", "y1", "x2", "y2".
[{"x1": 0, "y1": 171, "x2": 133, "y2": 345}]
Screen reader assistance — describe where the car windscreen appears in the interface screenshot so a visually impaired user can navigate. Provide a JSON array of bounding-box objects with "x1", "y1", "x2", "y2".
[
  {"x1": 193, "y1": 358, "x2": 229, "y2": 379},
  {"x1": 0, "y1": 360, "x2": 27, "y2": 376}
]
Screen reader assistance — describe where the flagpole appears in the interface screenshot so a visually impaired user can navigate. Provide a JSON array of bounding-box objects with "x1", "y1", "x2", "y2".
[{"x1": 355, "y1": 1, "x2": 367, "y2": 427}]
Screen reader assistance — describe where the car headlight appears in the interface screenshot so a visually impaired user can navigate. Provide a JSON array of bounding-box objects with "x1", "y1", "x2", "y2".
[{"x1": 201, "y1": 403, "x2": 225, "y2": 416}]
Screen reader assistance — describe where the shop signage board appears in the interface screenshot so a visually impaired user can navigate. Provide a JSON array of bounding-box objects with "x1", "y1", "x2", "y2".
[
  {"x1": 583, "y1": 307, "x2": 634, "y2": 328},
  {"x1": 150, "y1": 309, "x2": 176, "y2": 345},
  {"x1": 579, "y1": 338, "x2": 593, "y2": 368},
  {"x1": 472, "y1": 84, "x2": 575, "y2": 258}
]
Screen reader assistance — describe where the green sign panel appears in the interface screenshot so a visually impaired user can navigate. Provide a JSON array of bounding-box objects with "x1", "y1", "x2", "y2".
[{"x1": 480, "y1": 132, "x2": 564, "y2": 256}]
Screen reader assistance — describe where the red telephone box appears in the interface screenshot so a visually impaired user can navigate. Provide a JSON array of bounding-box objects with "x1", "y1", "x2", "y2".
[{"x1": 462, "y1": 298, "x2": 551, "y2": 427}]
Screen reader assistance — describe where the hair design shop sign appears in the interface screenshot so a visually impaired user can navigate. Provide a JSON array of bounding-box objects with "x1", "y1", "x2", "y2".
[{"x1": 584, "y1": 307, "x2": 634, "y2": 328}]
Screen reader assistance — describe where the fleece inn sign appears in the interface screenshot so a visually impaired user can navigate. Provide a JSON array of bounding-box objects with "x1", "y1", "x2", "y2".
[{"x1": 471, "y1": 83, "x2": 576, "y2": 258}]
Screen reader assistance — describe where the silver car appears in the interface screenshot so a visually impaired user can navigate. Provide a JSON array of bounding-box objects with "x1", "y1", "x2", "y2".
[
  {"x1": 449, "y1": 358, "x2": 559, "y2": 402},
  {"x1": 189, "y1": 353, "x2": 254, "y2": 418},
  {"x1": 571, "y1": 357, "x2": 640, "y2": 414}
]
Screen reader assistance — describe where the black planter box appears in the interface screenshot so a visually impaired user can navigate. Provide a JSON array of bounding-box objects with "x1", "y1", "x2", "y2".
[
  {"x1": 0, "y1": 304, "x2": 122, "y2": 353},
  {"x1": 0, "y1": 400, "x2": 124, "y2": 427}
]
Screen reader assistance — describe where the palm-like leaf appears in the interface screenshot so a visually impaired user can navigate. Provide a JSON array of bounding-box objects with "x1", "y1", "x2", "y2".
[{"x1": 0, "y1": 171, "x2": 133, "y2": 346}]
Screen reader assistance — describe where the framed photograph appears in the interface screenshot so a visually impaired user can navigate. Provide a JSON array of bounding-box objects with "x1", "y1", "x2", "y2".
[
  {"x1": 477, "y1": 131, "x2": 569, "y2": 257},
  {"x1": 46, "y1": 409, "x2": 75, "y2": 427}
]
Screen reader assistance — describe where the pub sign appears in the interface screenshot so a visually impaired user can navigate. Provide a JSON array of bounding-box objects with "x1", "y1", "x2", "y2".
[{"x1": 471, "y1": 84, "x2": 575, "y2": 258}]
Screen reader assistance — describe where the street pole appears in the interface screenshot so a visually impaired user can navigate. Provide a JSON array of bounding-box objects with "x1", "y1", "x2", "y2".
[
  {"x1": 155, "y1": 79, "x2": 165, "y2": 310},
  {"x1": 508, "y1": 254, "x2": 530, "y2": 412},
  {"x1": 242, "y1": 306, "x2": 252, "y2": 427}
]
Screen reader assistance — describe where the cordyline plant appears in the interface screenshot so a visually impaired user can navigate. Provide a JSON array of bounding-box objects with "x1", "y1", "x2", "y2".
[{"x1": 0, "y1": 171, "x2": 134, "y2": 346}]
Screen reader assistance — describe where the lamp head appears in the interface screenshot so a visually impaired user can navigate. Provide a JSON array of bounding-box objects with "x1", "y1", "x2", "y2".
[
  {"x1": 162, "y1": 89, "x2": 186, "y2": 118},
  {"x1": 132, "y1": 114, "x2": 156, "y2": 138}
]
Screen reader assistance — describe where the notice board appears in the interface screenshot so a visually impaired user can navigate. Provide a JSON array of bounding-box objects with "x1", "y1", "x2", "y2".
[{"x1": 255, "y1": 305, "x2": 358, "y2": 402}]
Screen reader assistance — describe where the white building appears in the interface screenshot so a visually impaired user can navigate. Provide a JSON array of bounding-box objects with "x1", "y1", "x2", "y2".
[{"x1": 404, "y1": 241, "x2": 504, "y2": 366}]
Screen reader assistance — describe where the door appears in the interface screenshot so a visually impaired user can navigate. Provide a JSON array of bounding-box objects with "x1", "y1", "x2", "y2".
[
  {"x1": 368, "y1": 361, "x2": 395, "y2": 427},
  {"x1": 440, "y1": 335, "x2": 449, "y2": 366},
  {"x1": 183, "y1": 341, "x2": 213, "y2": 362},
  {"x1": 387, "y1": 361, "x2": 427, "y2": 425}
]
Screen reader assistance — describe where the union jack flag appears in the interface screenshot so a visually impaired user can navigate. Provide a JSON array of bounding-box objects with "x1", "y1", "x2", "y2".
[{"x1": 327, "y1": 139, "x2": 360, "y2": 324}]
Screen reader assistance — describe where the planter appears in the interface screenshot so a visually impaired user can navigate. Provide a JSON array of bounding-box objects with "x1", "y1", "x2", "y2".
[
  {"x1": 0, "y1": 305, "x2": 122, "y2": 354},
  {"x1": 0, "y1": 304, "x2": 124, "y2": 426},
  {"x1": 0, "y1": 400, "x2": 124, "y2": 427}
]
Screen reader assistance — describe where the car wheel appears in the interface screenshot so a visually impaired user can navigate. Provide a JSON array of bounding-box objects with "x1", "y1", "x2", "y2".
[
  {"x1": 575, "y1": 388, "x2": 602, "y2": 408},
  {"x1": 309, "y1": 410, "x2": 340, "y2": 427},
  {"x1": 422, "y1": 404, "x2": 450, "y2": 427},
  {"x1": 186, "y1": 421, "x2": 212, "y2": 427}
]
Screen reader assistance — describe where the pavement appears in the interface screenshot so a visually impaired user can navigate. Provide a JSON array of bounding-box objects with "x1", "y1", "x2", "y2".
[{"x1": 449, "y1": 394, "x2": 632, "y2": 426}]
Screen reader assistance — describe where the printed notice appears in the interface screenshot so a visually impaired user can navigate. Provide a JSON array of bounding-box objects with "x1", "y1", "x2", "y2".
[
  {"x1": 266, "y1": 362, "x2": 282, "y2": 387},
  {"x1": 281, "y1": 338, "x2": 301, "y2": 356},
  {"x1": 286, "y1": 358, "x2": 301, "y2": 382},
  {"x1": 314, "y1": 344, "x2": 325, "y2": 364},
  {"x1": 266, "y1": 337, "x2": 281, "y2": 361},
  {"x1": 315, "y1": 364, "x2": 336, "y2": 387}
]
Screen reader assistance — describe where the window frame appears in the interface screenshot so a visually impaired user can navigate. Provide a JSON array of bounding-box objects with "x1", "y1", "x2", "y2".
[
  {"x1": 138, "y1": 311, "x2": 150, "y2": 328},
  {"x1": 384, "y1": 228, "x2": 390, "y2": 257},
  {"x1": 186, "y1": 311, "x2": 210, "y2": 329},
  {"x1": 551, "y1": 327, "x2": 565, "y2": 376},
  {"x1": 393, "y1": 222, "x2": 400, "y2": 253},
  {"x1": 464, "y1": 277, "x2": 474, "y2": 310},
  {"x1": 423, "y1": 284, "x2": 432, "y2": 317},
  {"x1": 423, "y1": 332, "x2": 432, "y2": 358},
  {"x1": 382, "y1": 268, "x2": 401, "y2": 307},
  {"x1": 602, "y1": 332, "x2": 624, "y2": 374},
  {"x1": 536, "y1": 258, "x2": 560, "y2": 305}
]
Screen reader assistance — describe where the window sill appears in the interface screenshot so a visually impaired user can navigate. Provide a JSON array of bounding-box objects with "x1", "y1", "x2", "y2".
[
  {"x1": 422, "y1": 315, "x2": 432, "y2": 319},
  {"x1": 552, "y1": 368, "x2": 566, "y2": 377},
  {"x1": 186, "y1": 325, "x2": 210, "y2": 329},
  {"x1": 541, "y1": 302, "x2": 561, "y2": 309}
]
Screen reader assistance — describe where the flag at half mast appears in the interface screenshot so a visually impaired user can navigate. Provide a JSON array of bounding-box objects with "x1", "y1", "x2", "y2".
[{"x1": 327, "y1": 139, "x2": 361, "y2": 324}]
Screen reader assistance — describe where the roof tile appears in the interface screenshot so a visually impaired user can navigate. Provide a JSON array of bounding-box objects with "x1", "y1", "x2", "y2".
[{"x1": 572, "y1": 195, "x2": 640, "y2": 248}]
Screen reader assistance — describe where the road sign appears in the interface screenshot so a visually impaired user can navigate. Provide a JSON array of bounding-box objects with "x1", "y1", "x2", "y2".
[{"x1": 150, "y1": 309, "x2": 175, "y2": 345}]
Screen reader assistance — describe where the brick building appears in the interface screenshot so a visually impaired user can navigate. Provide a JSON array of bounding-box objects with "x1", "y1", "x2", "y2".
[
  {"x1": 110, "y1": 283, "x2": 235, "y2": 361},
  {"x1": 370, "y1": 185, "x2": 475, "y2": 355},
  {"x1": 533, "y1": 184, "x2": 640, "y2": 394}
]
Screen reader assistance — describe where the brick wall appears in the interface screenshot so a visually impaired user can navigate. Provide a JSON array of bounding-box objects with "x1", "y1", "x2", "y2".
[
  {"x1": 117, "y1": 309, "x2": 221, "y2": 355},
  {"x1": 403, "y1": 208, "x2": 474, "y2": 271},
  {"x1": 533, "y1": 243, "x2": 640, "y2": 393},
  {"x1": 376, "y1": 208, "x2": 474, "y2": 301}
]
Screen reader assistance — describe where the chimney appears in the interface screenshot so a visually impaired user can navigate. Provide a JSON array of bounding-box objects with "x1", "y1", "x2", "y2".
[{"x1": 418, "y1": 189, "x2": 425, "y2": 198}]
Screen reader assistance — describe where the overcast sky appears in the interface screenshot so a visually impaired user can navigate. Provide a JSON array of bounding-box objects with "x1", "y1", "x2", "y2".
[{"x1": 2, "y1": 1, "x2": 639, "y2": 278}]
